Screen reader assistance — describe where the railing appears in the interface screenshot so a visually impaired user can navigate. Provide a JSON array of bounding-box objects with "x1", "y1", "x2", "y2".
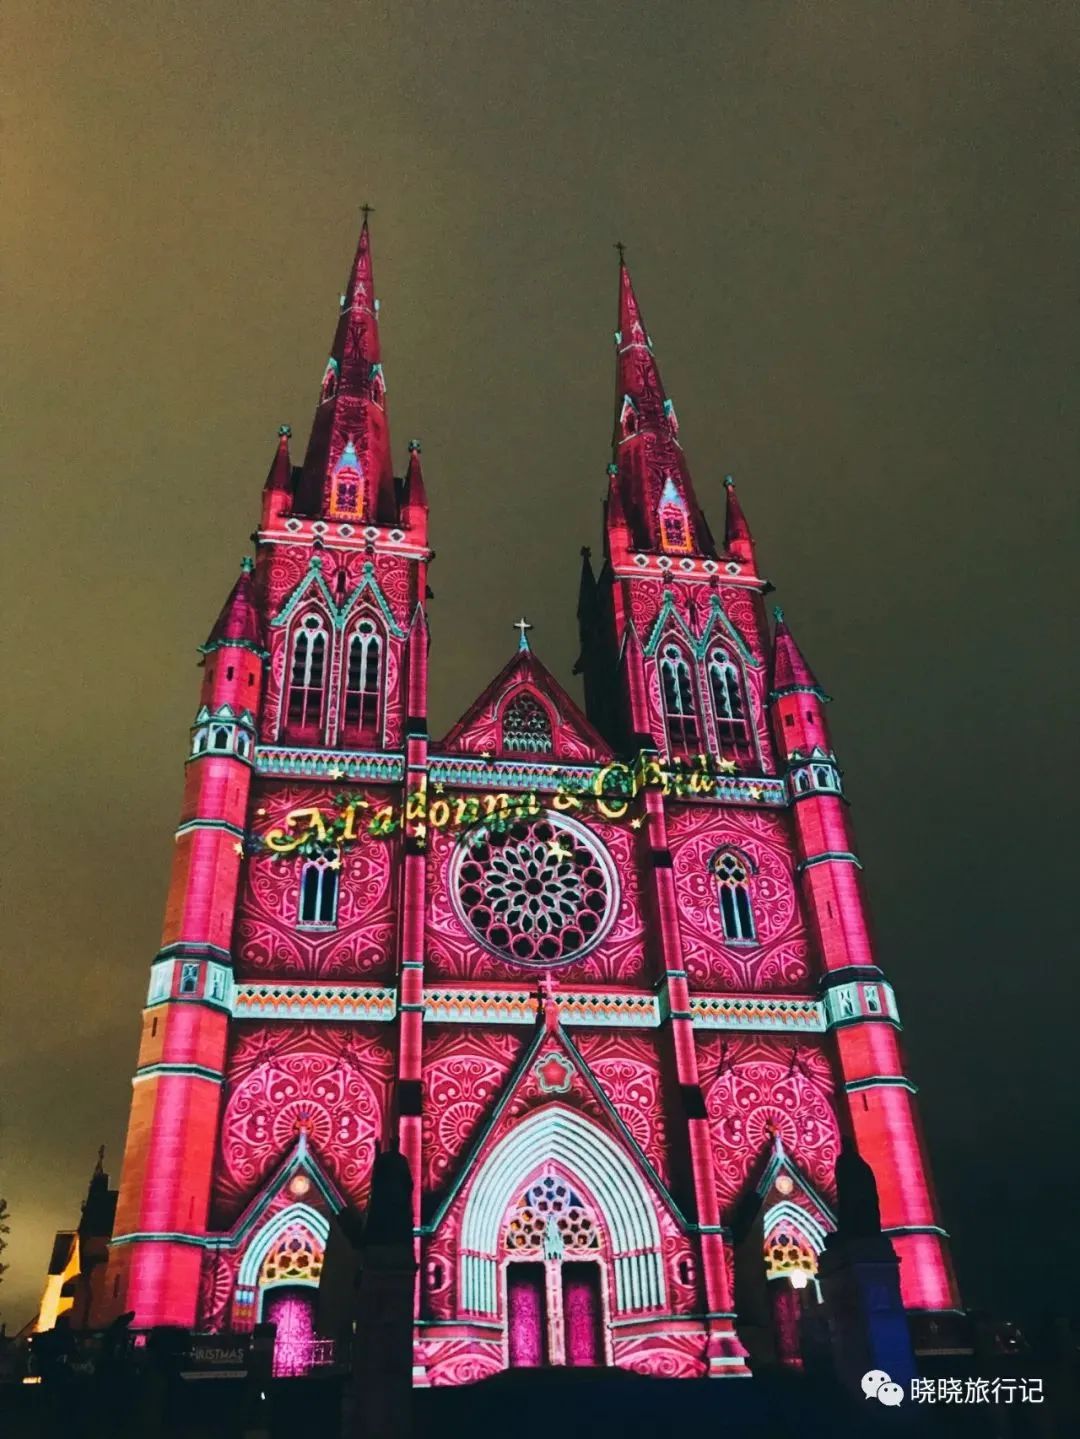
[{"x1": 271, "y1": 1337, "x2": 337, "y2": 1378}]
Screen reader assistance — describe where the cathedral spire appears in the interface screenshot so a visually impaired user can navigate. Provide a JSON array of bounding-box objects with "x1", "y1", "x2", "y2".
[
  {"x1": 295, "y1": 215, "x2": 396, "y2": 524},
  {"x1": 770, "y1": 608, "x2": 827, "y2": 699},
  {"x1": 610, "y1": 256, "x2": 713, "y2": 557}
]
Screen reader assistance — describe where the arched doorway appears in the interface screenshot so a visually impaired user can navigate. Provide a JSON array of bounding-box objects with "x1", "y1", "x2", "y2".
[
  {"x1": 237, "y1": 1203, "x2": 330, "y2": 1377},
  {"x1": 458, "y1": 1106, "x2": 666, "y2": 1371},
  {"x1": 504, "y1": 1172, "x2": 607, "y2": 1367},
  {"x1": 762, "y1": 1201, "x2": 824, "y2": 1370}
]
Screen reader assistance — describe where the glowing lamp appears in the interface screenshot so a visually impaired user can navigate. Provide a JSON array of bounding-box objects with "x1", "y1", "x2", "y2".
[{"x1": 789, "y1": 1269, "x2": 809, "y2": 1290}]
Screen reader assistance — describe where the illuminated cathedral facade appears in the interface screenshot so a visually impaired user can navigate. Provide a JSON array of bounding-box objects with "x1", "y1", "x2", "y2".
[{"x1": 101, "y1": 219, "x2": 960, "y2": 1383}]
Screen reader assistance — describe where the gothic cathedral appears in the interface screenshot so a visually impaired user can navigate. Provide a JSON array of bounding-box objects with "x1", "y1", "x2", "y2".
[{"x1": 101, "y1": 219, "x2": 960, "y2": 1383}]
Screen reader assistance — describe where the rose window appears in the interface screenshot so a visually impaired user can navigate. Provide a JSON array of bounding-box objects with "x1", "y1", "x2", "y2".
[
  {"x1": 505, "y1": 1176, "x2": 600, "y2": 1252},
  {"x1": 453, "y1": 813, "x2": 616, "y2": 966},
  {"x1": 764, "y1": 1229, "x2": 816, "y2": 1280}
]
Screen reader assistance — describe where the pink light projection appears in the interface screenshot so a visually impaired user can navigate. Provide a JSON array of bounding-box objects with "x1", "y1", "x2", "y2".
[{"x1": 101, "y1": 217, "x2": 960, "y2": 1382}]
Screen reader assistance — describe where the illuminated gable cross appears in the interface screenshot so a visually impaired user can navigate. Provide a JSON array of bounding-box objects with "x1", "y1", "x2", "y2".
[{"x1": 514, "y1": 616, "x2": 532, "y2": 651}]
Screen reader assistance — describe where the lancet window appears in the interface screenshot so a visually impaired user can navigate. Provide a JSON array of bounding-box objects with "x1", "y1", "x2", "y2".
[
  {"x1": 341, "y1": 619, "x2": 382, "y2": 742},
  {"x1": 712, "y1": 850, "x2": 756, "y2": 943},
  {"x1": 660, "y1": 644, "x2": 699, "y2": 753},
  {"x1": 298, "y1": 844, "x2": 340, "y2": 926},
  {"x1": 708, "y1": 647, "x2": 752, "y2": 759},
  {"x1": 285, "y1": 615, "x2": 328, "y2": 737},
  {"x1": 502, "y1": 691, "x2": 553, "y2": 754}
]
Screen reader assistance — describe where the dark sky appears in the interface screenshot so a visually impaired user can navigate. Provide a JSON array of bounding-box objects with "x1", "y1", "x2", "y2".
[{"x1": 2, "y1": 0, "x2": 1077, "y2": 1329}]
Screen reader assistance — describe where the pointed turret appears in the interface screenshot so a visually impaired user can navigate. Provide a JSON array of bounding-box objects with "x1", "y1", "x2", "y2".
[
  {"x1": 79, "y1": 1146, "x2": 116, "y2": 1241},
  {"x1": 261, "y1": 425, "x2": 294, "y2": 527},
  {"x1": 610, "y1": 256, "x2": 714, "y2": 557},
  {"x1": 576, "y1": 546, "x2": 597, "y2": 623},
  {"x1": 295, "y1": 216, "x2": 396, "y2": 524},
  {"x1": 400, "y1": 439, "x2": 428, "y2": 541},
  {"x1": 722, "y1": 474, "x2": 755, "y2": 566},
  {"x1": 769, "y1": 607, "x2": 827, "y2": 699},
  {"x1": 202, "y1": 557, "x2": 264, "y2": 654}
]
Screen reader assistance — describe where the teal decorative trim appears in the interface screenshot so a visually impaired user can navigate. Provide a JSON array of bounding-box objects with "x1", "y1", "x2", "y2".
[
  {"x1": 271, "y1": 556, "x2": 406, "y2": 637},
  {"x1": 155, "y1": 942, "x2": 231, "y2": 964},
  {"x1": 255, "y1": 746, "x2": 404, "y2": 782},
  {"x1": 198, "y1": 638, "x2": 269, "y2": 659},
  {"x1": 110, "y1": 1232, "x2": 209, "y2": 1249},
  {"x1": 797, "y1": 851, "x2": 862, "y2": 873},
  {"x1": 768, "y1": 683, "x2": 830, "y2": 703},
  {"x1": 420, "y1": 1319, "x2": 504, "y2": 1332},
  {"x1": 134, "y1": 1063, "x2": 223, "y2": 1084},
  {"x1": 884, "y1": 1225, "x2": 950, "y2": 1240},
  {"x1": 174, "y1": 819, "x2": 246, "y2": 840},
  {"x1": 427, "y1": 756, "x2": 600, "y2": 795},
  {"x1": 642, "y1": 592, "x2": 759, "y2": 667},
  {"x1": 424, "y1": 1023, "x2": 690, "y2": 1236},
  {"x1": 754, "y1": 1136, "x2": 837, "y2": 1226},
  {"x1": 336, "y1": 562, "x2": 407, "y2": 636},
  {"x1": 845, "y1": 1075, "x2": 918, "y2": 1095}
]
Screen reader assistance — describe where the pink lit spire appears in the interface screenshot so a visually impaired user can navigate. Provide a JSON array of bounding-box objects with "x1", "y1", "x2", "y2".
[
  {"x1": 296, "y1": 212, "x2": 396, "y2": 523},
  {"x1": 610, "y1": 252, "x2": 714, "y2": 556},
  {"x1": 770, "y1": 608, "x2": 827, "y2": 699}
]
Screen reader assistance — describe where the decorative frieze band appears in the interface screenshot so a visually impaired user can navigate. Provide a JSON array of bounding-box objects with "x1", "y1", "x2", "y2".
[
  {"x1": 254, "y1": 747, "x2": 405, "y2": 783},
  {"x1": 233, "y1": 984, "x2": 397, "y2": 1021},
  {"x1": 163, "y1": 980, "x2": 831, "y2": 1034},
  {"x1": 427, "y1": 757, "x2": 600, "y2": 795},
  {"x1": 689, "y1": 996, "x2": 826, "y2": 1032}
]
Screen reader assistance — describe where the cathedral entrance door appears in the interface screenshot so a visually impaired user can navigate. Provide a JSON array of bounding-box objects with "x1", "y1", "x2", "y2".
[
  {"x1": 265, "y1": 1285, "x2": 317, "y2": 1377},
  {"x1": 562, "y1": 1261, "x2": 604, "y2": 1366},
  {"x1": 507, "y1": 1263, "x2": 548, "y2": 1367}
]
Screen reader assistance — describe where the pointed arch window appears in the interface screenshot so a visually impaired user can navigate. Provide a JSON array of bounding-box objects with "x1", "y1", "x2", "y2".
[
  {"x1": 708, "y1": 647, "x2": 752, "y2": 758},
  {"x1": 298, "y1": 844, "x2": 340, "y2": 926},
  {"x1": 712, "y1": 850, "x2": 756, "y2": 943},
  {"x1": 658, "y1": 476, "x2": 692, "y2": 554},
  {"x1": 342, "y1": 619, "x2": 382, "y2": 742},
  {"x1": 660, "y1": 643, "x2": 699, "y2": 753},
  {"x1": 329, "y1": 442, "x2": 364, "y2": 520},
  {"x1": 502, "y1": 691, "x2": 553, "y2": 754},
  {"x1": 286, "y1": 615, "x2": 328, "y2": 736}
]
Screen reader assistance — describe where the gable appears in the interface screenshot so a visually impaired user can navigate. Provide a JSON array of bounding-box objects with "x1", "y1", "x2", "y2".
[{"x1": 437, "y1": 648, "x2": 612, "y2": 763}]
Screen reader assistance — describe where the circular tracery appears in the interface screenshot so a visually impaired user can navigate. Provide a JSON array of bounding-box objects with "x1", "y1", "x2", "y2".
[
  {"x1": 505, "y1": 1176, "x2": 600, "y2": 1252},
  {"x1": 452, "y1": 813, "x2": 616, "y2": 967}
]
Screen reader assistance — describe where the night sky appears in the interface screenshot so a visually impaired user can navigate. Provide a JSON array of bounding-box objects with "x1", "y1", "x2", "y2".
[{"x1": 3, "y1": 0, "x2": 1077, "y2": 1331}]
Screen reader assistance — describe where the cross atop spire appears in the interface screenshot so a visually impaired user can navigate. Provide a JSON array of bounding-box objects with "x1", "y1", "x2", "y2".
[
  {"x1": 360, "y1": 201, "x2": 375, "y2": 224},
  {"x1": 614, "y1": 239, "x2": 626, "y2": 263},
  {"x1": 514, "y1": 616, "x2": 533, "y2": 651}
]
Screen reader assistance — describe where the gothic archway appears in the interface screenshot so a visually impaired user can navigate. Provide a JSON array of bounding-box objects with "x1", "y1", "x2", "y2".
[{"x1": 458, "y1": 1107, "x2": 665, "y2": 1368}]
